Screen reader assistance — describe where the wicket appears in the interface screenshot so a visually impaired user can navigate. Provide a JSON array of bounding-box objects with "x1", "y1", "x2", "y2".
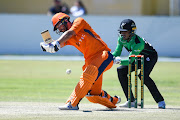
[{"x1": 128, "y1": 55, "x2": 144, "y2": 108}]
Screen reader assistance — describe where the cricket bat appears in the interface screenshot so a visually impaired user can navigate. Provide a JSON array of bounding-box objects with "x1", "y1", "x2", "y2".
[{"x1": 41, "y1": 30, "x2": 53, "y2": 44}]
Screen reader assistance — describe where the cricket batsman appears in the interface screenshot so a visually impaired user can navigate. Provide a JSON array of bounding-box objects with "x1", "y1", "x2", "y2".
[
  {"x1": 113, "y1": 19, "x2": 166, "y2": 109},
  {"x1": 40, "y1": 12, "x2": 121, "y2": 110}
]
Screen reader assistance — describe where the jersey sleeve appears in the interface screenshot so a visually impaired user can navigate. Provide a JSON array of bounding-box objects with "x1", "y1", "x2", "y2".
[
  {"x1": 112, "y1": 37, "x2": 123, "y2": 57},
  {"x1": 69, "y1": 17, "x2": 86, "y2": 34},
  {"x1": 120, "y1": 41, "x2": 145, "y2": 66}
]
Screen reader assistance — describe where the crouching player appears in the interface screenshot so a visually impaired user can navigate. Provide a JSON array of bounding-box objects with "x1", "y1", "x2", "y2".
[
  {"x1": 113, "y1": 19, "x2": 166, "y2": 109},
  {"x1": 40, "y1": 12, "x2": 121, "y2": 110}
]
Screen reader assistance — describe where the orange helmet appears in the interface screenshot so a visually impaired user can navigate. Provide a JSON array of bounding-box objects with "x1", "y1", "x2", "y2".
[{"x1": 51, "y1": 12, "x2": 70, "y2": 31}]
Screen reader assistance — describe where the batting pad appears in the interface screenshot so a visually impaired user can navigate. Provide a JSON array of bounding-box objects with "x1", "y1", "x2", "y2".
[
  {"x1": 66, "y1": 65, "x2": 98, "y2": 107},
  {"x1": 86, "y1": 95, "x2": 116, "y2": 108}
]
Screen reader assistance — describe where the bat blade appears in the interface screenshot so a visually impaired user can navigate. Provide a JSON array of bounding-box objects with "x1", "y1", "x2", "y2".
[{"x1": 41, "y1": 30, "x2": 52, "y2": 44}]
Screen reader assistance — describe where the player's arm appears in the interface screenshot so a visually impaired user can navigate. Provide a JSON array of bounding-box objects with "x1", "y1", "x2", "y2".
[
  {"x1": 112, "y1": 37, "x2": 123, "y2": 57},
  {"x1": 57, "y1": 30, "x2": 76, "y2": 48},
  {"x1": 112, "y1": 38, "x2": 123, "y2": 64},
  {"x1": 121, "y1": 42, "x2": 145, "y2": 66}
]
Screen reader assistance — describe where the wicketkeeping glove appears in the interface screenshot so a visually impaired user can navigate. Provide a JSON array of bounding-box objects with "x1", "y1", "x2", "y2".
[
  {"x1": 113, "y1": 56, "x2": 121, "y2": 64},
  {"x1": 40, "y1": 41, "x2": 60, "y2": 53}
]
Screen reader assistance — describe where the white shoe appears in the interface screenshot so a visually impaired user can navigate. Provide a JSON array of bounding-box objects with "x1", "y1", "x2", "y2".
[
  {"x1": 58, "y1": 102, "x2": 79, "y2": 110},
  {"x1": 119, "y1": 101, "x2": 135, "y2": 107}
]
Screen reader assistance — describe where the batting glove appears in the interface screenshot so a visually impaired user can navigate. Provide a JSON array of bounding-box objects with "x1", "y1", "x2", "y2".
[
  {"x1": 113, "y1": 57, "x2": 121, "y2": 64},
  {"x1": 40, "y1": 41, "x2": 60, "y2": 53}
]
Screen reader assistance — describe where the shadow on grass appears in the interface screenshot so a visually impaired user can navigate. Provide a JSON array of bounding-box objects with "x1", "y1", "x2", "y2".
[
  {"x1": 82, "y1": 107, "x2": 180, "y2": 112},
  {"x1": 82, "y1": 108, "x2": 141, "y2": 112}
]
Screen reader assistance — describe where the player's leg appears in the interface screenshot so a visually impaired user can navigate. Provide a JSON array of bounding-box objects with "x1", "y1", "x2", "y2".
[
  {"x1": 89, "y1": 53, "x2": 114, "y2": 95},
  {"x1": 86, "y1": 74, "x2": 120, "y2": 108},
  {"x1": 86, "y1": 92, "x2": 120, "y2": 108},
  {"x1": 138, "y1": 56, "x2": 165, "y2": 108},
  {"x1": 117, "y1": 65, "x2": 136, "y2": 107},
  {"x1": 88, "y1": 74, "x2": 103, "y2": 95},
  {"x1": 59, "y1": 64, "x2": 98, "y2": 110},
  {"x1": 60, "y1": 51, "x2": 111, "y2": 110},
  {"x1": 86, "y1": 51, "x2": 120, "y2": 108}
]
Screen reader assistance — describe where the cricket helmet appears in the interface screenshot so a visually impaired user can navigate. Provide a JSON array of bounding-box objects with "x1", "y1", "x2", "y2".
[
  {"x1": 118, "y1": 19, "x2": 136, "y2": 34},
  {"x1": 52, "y1": 12, "x2": 70, "y2": 31}
]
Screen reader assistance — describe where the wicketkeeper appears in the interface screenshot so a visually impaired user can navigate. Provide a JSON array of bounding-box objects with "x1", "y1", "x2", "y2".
[
  {"x1": 40, "y1": 12, "x2": 121, "y2": 110},
  {"x1": 113, "y1": 19, "x2": 166, "y2": 109}
]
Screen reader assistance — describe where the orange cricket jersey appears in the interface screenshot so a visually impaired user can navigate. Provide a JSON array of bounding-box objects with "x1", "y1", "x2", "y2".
[{"x1": 64, "y1": 17, "x2": 111, "y2": 60}]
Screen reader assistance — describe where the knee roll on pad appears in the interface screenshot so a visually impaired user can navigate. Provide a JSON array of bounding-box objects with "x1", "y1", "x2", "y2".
[
  {"x1": 82, "y1": 65, "x2": 98, "y2": 84},
  {"x1": 67, "y1": 65, "x2": 98, "y2": 107}
]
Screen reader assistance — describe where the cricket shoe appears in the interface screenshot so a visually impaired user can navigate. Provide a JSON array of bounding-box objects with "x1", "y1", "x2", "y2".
[
  {"x1": 112, "y1": 96, "x2": 121, "y2": 105},
  {"x1": 158, "y1": 101, "x2": 166, "y2": 109},
  {"x1": 119, "y1": 101, "x2": 135, "y2": 107},
  {"x1": 58, "y1": 102, "x2": 79, "y2": 110}
]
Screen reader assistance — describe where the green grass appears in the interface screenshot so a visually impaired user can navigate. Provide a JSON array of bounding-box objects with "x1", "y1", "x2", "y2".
[{"x1": 0, "y1": 60, "x2": 180, "y2": 106}]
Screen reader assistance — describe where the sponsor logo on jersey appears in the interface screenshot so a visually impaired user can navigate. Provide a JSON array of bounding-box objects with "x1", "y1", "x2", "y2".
[{"x1": 134, "y1": 49, "x2": 141, "y2": 52}]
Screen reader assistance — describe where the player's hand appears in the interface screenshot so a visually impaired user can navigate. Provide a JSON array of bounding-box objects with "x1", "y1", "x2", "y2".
[
  {"x1": 40, "y1": 41, "x2": 60, "y2": 53},
  {"x1": 113, "y1": 57, "x2": 121, "y2": 64}
]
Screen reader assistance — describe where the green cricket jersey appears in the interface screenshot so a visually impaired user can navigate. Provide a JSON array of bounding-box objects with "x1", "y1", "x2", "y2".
[{"x1": 112, "y1": 34, "x2": 157, "y2": 66}]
